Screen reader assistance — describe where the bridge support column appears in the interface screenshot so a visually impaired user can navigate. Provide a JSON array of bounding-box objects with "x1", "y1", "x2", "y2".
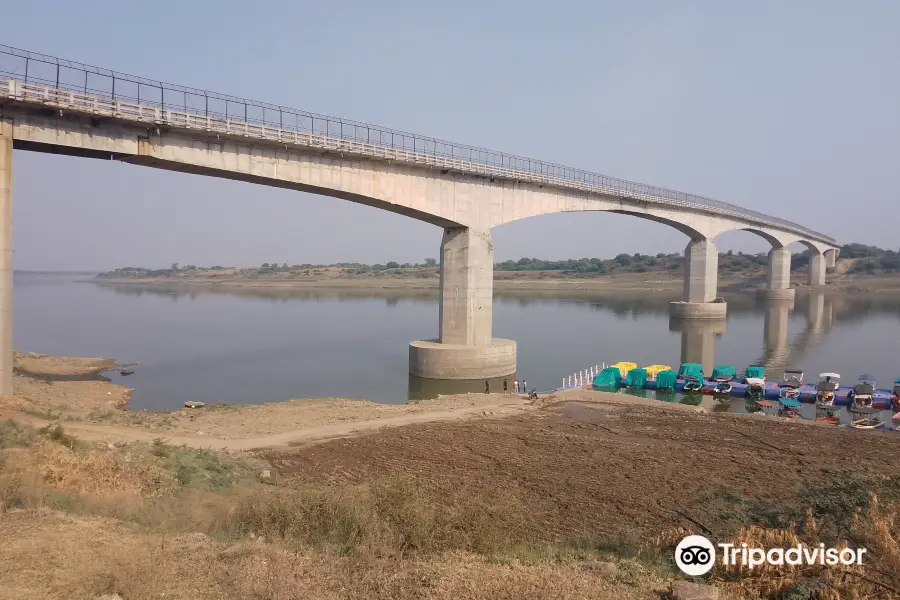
[
  {"x1": 808, "y1": 252, "x2": 826, "y2": 287},
  {"x1": 757, "y1": 246, "x2": 795, "y2": 300},
  {"x1": 670, "y1": 317, "x2": 726, "y2": 378},
  {"x1": 670, "y1": 238, "x2": 727, "y2": 319},
  {"x1": 409, "y1": 227, "x2": 516, "y2": 380},
  {"x1": 824, "y1": 248, "x2": 838, "y2": 269},
  {"x1": 0, "y1": 121, "x2": 11, "y2": 395}
]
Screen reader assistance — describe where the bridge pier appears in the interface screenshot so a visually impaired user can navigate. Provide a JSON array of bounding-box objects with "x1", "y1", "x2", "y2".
[
  {"x1": 808, "y1": 252, "x2": 826, "y2": 286},
  {"x1": 763, "y1": 298, "x2": 792, "y2": 357},
  {"x1": 670, "y1": 316, "x2": 726, "y2": 377},
  {"x1": 409, "y1": 227, "x2": 516, "y2": 380},
  {"x1": 670, "y1": 238, "x2": 727, "y2": 319},
  {"x1": 757, "y1": 246, "x2": 795, "y2": 300},
  {"x1": 0, "y1": 120, "x2": 11, "y2": 394}
]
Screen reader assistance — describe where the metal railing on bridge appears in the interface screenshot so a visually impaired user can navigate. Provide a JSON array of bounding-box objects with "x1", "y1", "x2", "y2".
[{"x1": 0, "y1": 44, "x2": 836, "y2": 245}]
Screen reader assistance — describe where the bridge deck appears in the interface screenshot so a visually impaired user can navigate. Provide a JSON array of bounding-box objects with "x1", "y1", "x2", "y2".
[{"x1": 0, "y1": 44, "x2": 835, "y2": 245}]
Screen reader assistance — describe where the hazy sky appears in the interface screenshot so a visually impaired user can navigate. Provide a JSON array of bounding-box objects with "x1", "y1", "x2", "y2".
[{"x1": 5, "y1": 0, "x2": 899, "y2": 271}]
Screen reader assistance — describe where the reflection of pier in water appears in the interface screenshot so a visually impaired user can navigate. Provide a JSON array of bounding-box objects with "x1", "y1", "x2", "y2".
[{"x1": 671, "y1": 292, "x2": 836, "y2": 377}]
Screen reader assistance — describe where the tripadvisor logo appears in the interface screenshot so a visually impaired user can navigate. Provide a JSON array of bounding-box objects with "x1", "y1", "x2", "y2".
[{"x1": 674, "y1": 535, "x2": 866, "y2": 576}]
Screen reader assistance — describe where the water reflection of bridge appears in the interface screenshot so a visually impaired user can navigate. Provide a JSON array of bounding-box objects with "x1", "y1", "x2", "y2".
[{"x1": 670, "y1": 292, "x2": 836, "y2": 376}]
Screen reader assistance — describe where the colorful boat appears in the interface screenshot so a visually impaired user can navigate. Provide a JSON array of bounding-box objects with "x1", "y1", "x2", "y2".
[
  {"x1": 644, "y1": 364, "x2": 672, "y2": 379},
  {"x1": 851, "y1": 416, "x2": 883, "y2": 430},
  {"x1": 815, "y1": 373, "x2": 840, "y2": 407},
  {"x1": 610, "y1": 362, "x2": 637, "y2": 378},
  {"x1": 779, "y1": 397, "x2": 802, "y2": 419},
  {"x1": 677, "y1": 363, "x2": 704, "y2": 381},
  {"x1": 745, "y1": 377, "x2": 766, "y2": 400},
  {"x1": 779, "y1": 369, "x2": 804, "y2": 401},
  {"x1": 848, "y1": 374, "x2": 876, "y2": 412},
  {"x1": 683, "y1": 375, "x2": 702, "y2": 393}
]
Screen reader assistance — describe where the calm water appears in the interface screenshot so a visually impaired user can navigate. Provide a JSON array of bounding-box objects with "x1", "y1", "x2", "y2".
[{"x1": 13, "y1": 276, "x2": 900, "y2": 424}]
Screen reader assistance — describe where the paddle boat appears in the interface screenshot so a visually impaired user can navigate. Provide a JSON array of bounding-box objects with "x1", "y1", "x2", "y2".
[
  {"x1": 745, "y1": 377, "x2": 766, "y2": 400},
  {"x1": 816, "y1": 410, "x2": 840, "y2": 426},
  {"x1": 677, "y1": 362, "x2": 704, "y2": 382},
  {"x1": 644, "y1": 364, "x2": 671, "y2": 379},
  {"x1": 710, "y1": 365, "x2": 736, "y2": 398},
  {"x1": 610, "y1": 361, "x2": 637, "y2": 378},
  {"x1": 815, "y1": 373, "x2": 840, "y2": 408},
  {"x1": 851, "y1": 415, "x2": 884, "y2": 430},
  {"x1": 778, "y1": 369, "x2": 804, "y2": 401},
  {"x1": 848, "y1": 374, "x2": 876, "y2": 411},
  {"x1": 592, "y1": 366, "x2": 623, "y2": 389},
  {"x1": 625, "y1": 368, "x2": 648, "y2": 389},
  {"x1": 778, "y1": 397, "x2": 802, "y2": 419},
  {"x1": 683, "y1": 375, "x2": 702, "y2": 394}
]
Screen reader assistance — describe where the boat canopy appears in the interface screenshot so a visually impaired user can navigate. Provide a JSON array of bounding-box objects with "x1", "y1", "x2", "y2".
[
  {"x1": 592, "y1": 367, "x2": 622, "y2": 388},
  {"x1": 784, "y1": 369, "x2": 804, "y2": 377},
  {"x1": 626, "y1": 368, "x2": 648, "y2": 388},
  {"x1": 655, "y1": 370, "x2": 677, "y2": 390},
  {"x1": 712, "y1": 365, "x2": 736, "y2": 380},
  {"x1": 678, "y1": 363, "x2": 704, "y2": 379},
  {"x1": 643, "y1": 364, "x2": 671, "y2": 378},
  {"x1": 893, "y1": 384, "x2": 900, "y2": 396},
  {"x1": 819, "y1": 372, "x2": 840, "y2": 380},
  {"x1": 746, "y1": 377, "x2": 765, "y2": 386},
  {"x1": 780, "y1": 398, "x2": 802, "y2": 408},
  {"x1": 816, "y1": 380, "x2": 838, "y2": 392},
  {"x1": 745, "y1": 365, "x2": 765, "y2": 380},
  {"x1": 854, "y1": 382, "x2": 875, "y2": 395},
  {"x1": 611, "y1": 362, "x2": 637, "y2": 377}
]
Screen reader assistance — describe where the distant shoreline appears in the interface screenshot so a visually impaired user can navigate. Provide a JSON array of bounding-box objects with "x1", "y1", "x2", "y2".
[{"x1": 84, "y1": 271, "x2": 900, "y2": 294}]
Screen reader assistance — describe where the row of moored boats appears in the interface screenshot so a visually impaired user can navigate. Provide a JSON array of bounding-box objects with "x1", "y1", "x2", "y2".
[{"x1": 589, "y1": 362, "x2": 900, "y2": 431}]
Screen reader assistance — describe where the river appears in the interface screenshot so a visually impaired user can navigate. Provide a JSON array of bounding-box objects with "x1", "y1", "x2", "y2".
[{"x1": 13, "y1": 275, "x2": 900, "y2": 425}]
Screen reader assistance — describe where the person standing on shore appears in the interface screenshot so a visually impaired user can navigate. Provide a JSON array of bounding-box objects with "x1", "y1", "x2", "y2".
[
  {"x1": 503, "y1": 379, "x2": 508, "y2": 393},
  {"x1": 485, "y1": 380, "x2": 490, "y2": 394},
  {"x1": 522, "y1": 380, "x2": 527, "y2": 395},
  {"x1": 514, "y1": 379, "x2": 519, "y2": 394}
]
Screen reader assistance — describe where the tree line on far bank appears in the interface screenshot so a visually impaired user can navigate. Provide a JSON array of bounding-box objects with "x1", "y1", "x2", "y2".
[{"x1": 96, "y1": 243, "x2": 899, "y2": 278}]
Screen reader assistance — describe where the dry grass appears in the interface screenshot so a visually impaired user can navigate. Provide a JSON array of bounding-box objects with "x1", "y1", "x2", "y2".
[
  {"x1": 0, "y1": 419, "x2": 682, "y2": 600},
  {"x1": 655, "y1": 484, "x2": 900, "y2": 599},
  {"x1": 5, "y1": 415, "x2": 898, "y2": 599}
]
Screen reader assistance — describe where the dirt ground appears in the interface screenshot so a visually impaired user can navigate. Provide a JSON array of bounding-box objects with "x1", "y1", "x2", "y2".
[{"x1": 262, "y1": 393, "x2": 900, "y2": 542}]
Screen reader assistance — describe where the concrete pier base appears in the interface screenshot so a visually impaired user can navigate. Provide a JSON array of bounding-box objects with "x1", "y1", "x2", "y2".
[
  {"x1": 0, "y1": 121, "x2": 11, "y2": 395},
  {"x1": 756, "y1": 287, "x2": 795, "y2": 301},
  {"x1": 409, "y1": 339, "x2": 517, "y2": 380},
  {"x1": 808, "y1": 253, "x2": 826, "y2": 286},
  {"x1": 669, "y1": 301, "x2": 727, "y2": 319}
]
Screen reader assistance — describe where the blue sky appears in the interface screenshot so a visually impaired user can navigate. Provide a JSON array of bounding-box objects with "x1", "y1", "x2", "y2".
[{"x1": 5, "y1": 0, "x2": 899, "y2": 270}]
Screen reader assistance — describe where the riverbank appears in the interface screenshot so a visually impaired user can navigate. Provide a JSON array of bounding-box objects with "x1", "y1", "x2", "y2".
[
  {"x1": 2, "y1": 351, "x2": 900, "y2": 598},
  {"x1": 88, "y1": 267, "x2": 900, "y2": 294}
]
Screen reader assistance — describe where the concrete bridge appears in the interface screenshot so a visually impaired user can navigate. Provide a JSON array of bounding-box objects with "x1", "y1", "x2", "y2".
[{"x1": 0, "y1": 45, "x2": 839, "y2": 391}]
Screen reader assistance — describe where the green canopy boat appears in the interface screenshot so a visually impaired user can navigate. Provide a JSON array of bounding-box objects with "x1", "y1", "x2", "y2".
[
  {"x1": 712, "y1": 365, "x2": 736, "y2": 380},
  {"x1": 745, "y1": 365, "x2": 765, "y2": 380},
  {"x1": 655, "y1": 370, "x2": 677, "y2": 391},
  {"x1": 592, "y1": 367, "x2": 622, "y2": 388},
  {"x1": 678, "y1": 363, "x2": 704, "y2": 380},
  {"x1": 625, "y1": 368, "x2": 648, "y2": 388}
]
